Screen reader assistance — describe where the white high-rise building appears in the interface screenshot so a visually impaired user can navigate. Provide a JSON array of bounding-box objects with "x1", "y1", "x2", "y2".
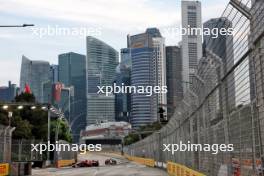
[
  {"x1": 153, "y1": 37, "x2": 167, "y2": 108},
  {"x1": 181, "y1": 0, "x2": 202, "y2": 92}
]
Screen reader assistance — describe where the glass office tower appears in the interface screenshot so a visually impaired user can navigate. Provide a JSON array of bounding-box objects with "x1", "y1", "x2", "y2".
[
  {"x1": 58, "y1": 52, "x2": 87, "y2": 142},
  {"x1": 128, "y1": 28, "x2": 166, "y2": 129},
  {"x1": 130, "y1": 47, "x2": 158, "y2": 128},
  {"x1": 0, "y1": 81, "x2": 17, "y2": 102},
  {"x1": 203, "y1": 17, "x2": 236, "y2": 109},
  {"x1": 20, "y1": 55, "x2": 50, "y2": 103},
  {"x1": 166, "y1": 46, "x2": 184, "y2": 119},
  {"x1": 86, "y1": 36, "x2": 118, "y2": 125},
  {"x1": 114, "y1": 48, "x2": 132, "y2": 122}
]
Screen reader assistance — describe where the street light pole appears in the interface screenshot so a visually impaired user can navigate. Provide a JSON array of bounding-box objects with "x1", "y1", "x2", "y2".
[
  {"x1": 8, "y1": 112, "x2": 13, "y2": 127},
  {"x1": 0, "y1": 24, "x2": 34, "y2": 27},
  {"x1": 47, "y1": 105, "x2": 51, "y2": 163}
]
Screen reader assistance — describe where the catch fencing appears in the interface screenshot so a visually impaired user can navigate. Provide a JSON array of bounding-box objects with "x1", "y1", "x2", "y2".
[
  {"x1": 56, "y1": 140, "x2": 77, "y2": 168},
  {"x1": 0, "y1": 125, "x2": 15, "y2": 163},
  {"x1": 124, "y1": 0, "x2": 264, "y2": 175},
  {"x1": 11, "y1": 139, "x2": 44, "y2": 162}
]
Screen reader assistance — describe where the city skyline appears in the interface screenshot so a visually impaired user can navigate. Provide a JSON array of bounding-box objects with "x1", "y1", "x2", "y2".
[
  {"x1": 0, "y1": 0, "x2": 263, "y2": 175},
  {"x1": 0, "y1": 0, "x2": 229, "y2": 86}
]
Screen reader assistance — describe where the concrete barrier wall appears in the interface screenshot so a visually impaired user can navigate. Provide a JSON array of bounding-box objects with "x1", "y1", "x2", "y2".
[
  {"x1": 167, "y1": 162, "x2": 206, "y2": 176},
  {"x1": 125, "y1": 155, "x2": 155, "y2": 167},
  {"x1": 124, "y1": 154, "x2": 206, "y2": 175},
  {"x1": 0, "y1": 163, "x2": 9, "y2": 176},
  {"x1": 56, "y1": 159, "x2": 75, "y2": 168}
]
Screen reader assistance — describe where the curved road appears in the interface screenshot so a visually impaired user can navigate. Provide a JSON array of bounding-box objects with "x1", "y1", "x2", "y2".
[{"x1": 33, "y1": 152, "x2": 168, "y2": 176}]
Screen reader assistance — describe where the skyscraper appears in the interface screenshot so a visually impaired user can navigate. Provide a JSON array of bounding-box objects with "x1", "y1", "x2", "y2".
[
  {"x1": 115, "y1": 48, "x2": 132, "y2": 122},
  {"x1": 128, "y1": 28, "x2": 167, "y2": 128},
  {"x1": 166, "y1": 46, "x2": 183, "y2": 119},
  {"x1": 42, "y1": 81, "x2": 74, "y2": 123},
  {"x1": 42, "y1": 81, "x2": 53, "y2": 104},
  {"x1": 203, "y1": 17, "x2": 236, "y2": 109},
  {"x1": 49, "y1": 64, "x2": 59, "y2": 83},
  {"x1": 20, "y1": 55, "x2": 50, "y2": 102},
  {"x1": 0, "y1": 81, "x2": 18, "y2": 102},
  {"x1": 86, "y1": 36, "x2": 118, "y2": 125},
  {"x1": 87, "y1": 94, "x2": 115, "y2": 124},
  {"x1": 58, "y1": 52, "x2": 87, "y2": 142},
  {"x1": 181, "y1": 0, "x2": 202, "y2": 92},
  {"x1": 130, "y1": 47, "x2": 157, "y2": 128},
  {"x1": 86, "y1": 36, "x2": 119, "y2": 88},
  {"x1": 203, "y1": 18, "x2": 233, "y2": 65}
]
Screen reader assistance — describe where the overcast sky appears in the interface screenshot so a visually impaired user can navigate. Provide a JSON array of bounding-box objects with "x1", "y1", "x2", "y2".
[{"x1": 0, "y1": 0, "x2": 229, "y2": 86}]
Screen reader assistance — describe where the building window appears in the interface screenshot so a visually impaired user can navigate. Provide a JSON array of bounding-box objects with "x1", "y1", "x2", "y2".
[
  {"x1": 188, "y1": 12, "x2": 197, "y2": 28},
  {"x1": 188, "y1": 6, "x2": 196, "y2": 10}
]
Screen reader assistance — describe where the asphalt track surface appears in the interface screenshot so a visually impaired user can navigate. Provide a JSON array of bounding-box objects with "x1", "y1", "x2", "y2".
[{"x1": 32, "y1": 152, "x2": 168, "y2": 176}]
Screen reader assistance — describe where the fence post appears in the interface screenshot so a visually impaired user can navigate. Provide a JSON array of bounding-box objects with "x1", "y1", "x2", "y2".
[
  {"x1": 3, "y1": 128, "x2": 7, "y2": 162},
  {"x1": 251, "y1": 103, "x2": 257, "y2": 174},
  {"x1": 18, "y1": 140, "x2": 22, "y2": 161}
]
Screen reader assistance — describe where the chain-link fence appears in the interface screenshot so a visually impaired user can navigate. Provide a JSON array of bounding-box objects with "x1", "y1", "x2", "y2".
[
  {"x1": 0, "y1": 125, "x2": 15, "y2": 163},
  {"x1": 1, "y1": 128, "x2": 76, "y2": 164},
  {"x1": 56, "y1": 140, "x2": 77, "y2": 161},
  {"x1": 11, "y1": 139, "x2": 44, "y2": 162},
  {"x1": 124, "y1": 0, "x2": 264, "y2": 175}
]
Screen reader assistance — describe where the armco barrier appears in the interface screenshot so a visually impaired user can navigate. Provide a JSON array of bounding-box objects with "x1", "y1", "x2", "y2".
[
  {"x1": 167, "y1": 162, "x2": 206, "y2": 176},
  {"x1": 125, "y1": 155, "x2": 155, "y2": 167},
  {"x1": 0, "y1": 163, "x2": 9, "y2": 176},
  {"x1": 56, "y1": 159, "x2": 75, "y2": 168}
]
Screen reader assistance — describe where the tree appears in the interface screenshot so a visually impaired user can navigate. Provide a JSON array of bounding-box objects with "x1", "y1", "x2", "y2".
[
  {"x1": 11, "y1": 115, "x2": 32, "y2": 139},
  {"x1": 123, "y1": 122, "x2": 163, "y2": 146},
  {"x1": 0, "y1": 109, "x2": 33, "y2": 139},
  {"x1": 50, "y1": 119, "x2": 72, "y2": 143},
  {"x1": 0, "y1": 110, "x2": 9, "y2": 126},
  {"x1": 124, "y1": 133, "x2": 140, "y2": 145},
  {"x1": 15, "y1": 92, "x2": 35, "y2": 103},
  {"x1": 19, "y1": 108, "x2": 48, "y2": 140},
  {"x1": 0, "y1": 92, "x2": 72, "y2": 142}
]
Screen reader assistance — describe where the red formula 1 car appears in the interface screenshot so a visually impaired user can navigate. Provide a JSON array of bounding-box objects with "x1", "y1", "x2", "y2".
[
  {"x1": 72, "y1": 160, "x2": 99, "y2": 167},
  {"x1": 105, "y1": 158, "x2": 117, "y2": 165}
]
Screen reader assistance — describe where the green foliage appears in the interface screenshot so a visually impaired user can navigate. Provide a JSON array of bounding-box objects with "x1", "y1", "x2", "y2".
[
  {"x1": 11, "y1": 115, "x2": 32, "y2": 139},
  {"x1": 15, "y1": 92, "x2": 36, "y2": 103},
  {"x1": 0, "y1": 110, "x2": 9, "y2": 126},
  {"x1": 19, "y1": 108, "x2": 48, "y2": 140},
  {"x1": 139, "y1": 122, "x2": 163, "y2": 138},
  {"x1": 139, "y1": 121, "x2": 162, "y2": 132},
  {"x1": 50, "y1": 119, "x2": 72, "y2": 143},
  {"x1": 0, "y1": 109, "x2": 32, "y2": 139},
  {"x1": 124, "y1": 122, "x2": 163, "y2": 146},
  {"x1": 124, "y1": 133, "x2": 139, "y2": 145},
  {"x1": 0, "y1": 92, "x2": 72, "y2": 142}
]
